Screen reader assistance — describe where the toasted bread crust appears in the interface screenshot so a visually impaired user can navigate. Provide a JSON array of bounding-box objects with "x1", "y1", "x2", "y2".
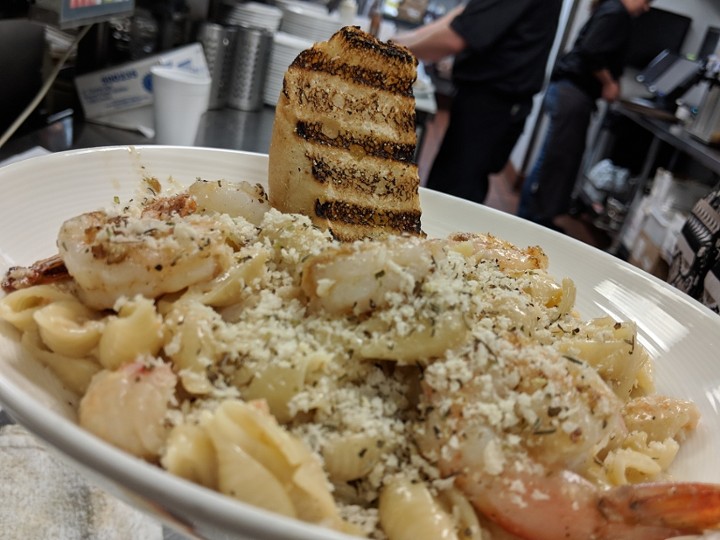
[
  {"x1": 268, "y1": 26, "x2": 424, "y2": 241},
  {"x1": 289, "y1": 27, "x2": 417, "y2": 96}
]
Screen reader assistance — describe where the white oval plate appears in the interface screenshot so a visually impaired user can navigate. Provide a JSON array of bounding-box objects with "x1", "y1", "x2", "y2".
[{"x1": 0, "y1": 146, "x2": 718, "y2": 539}]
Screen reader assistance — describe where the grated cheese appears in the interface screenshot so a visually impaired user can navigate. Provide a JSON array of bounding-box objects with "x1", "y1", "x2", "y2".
[{"x1": 8, "y1": 187, "x2": 698, "y2": 540}]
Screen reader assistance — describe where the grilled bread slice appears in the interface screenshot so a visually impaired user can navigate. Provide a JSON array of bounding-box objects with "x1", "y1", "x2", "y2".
[{"x1": 268, "y1": 26, "x2": 424, "y2": 241}]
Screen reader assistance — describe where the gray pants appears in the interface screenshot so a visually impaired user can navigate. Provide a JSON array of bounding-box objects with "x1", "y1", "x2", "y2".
[{"x1": 517, "y1": 80, "x2": 595, "y2": 225}]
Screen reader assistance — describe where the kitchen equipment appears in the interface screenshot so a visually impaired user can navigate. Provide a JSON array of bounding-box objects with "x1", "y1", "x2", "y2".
[
  {"x1": 688, "y1": 83, "x2": 720, "y2": 144},
  {"x1": 263, "y1": 31, "x2": 313, "y2": 106},
  {"x1": 227, "y1": 25, "x2": 273, "y2": 112},
  {"x1": 197, "y1": 22, "x2": 239, "y2": 109},
  {"x1": 222, "y1": 1, "x2": 284, "y2": 32}
]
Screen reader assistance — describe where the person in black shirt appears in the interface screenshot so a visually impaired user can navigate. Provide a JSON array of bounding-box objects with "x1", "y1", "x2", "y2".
[
  {"x1": 517, "y1": 0, "x2": 652, "y2": 230},
  {"x1": 393, "y1": 0, "x2": 563, "y2": 204}
]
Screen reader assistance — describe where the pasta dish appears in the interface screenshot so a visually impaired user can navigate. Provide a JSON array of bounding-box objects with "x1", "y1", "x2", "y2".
[{"x1": 0, "y1": 177, "x2": 717, "y2": 540}]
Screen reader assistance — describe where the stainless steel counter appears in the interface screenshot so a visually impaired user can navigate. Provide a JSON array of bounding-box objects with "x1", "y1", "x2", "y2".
[
  {"x1": 0, "y1": 106, "x2": 278, "y2": 161},
  {"x1": 617, "y1": 106, "x2": 720, "y2": 176},
  {"x1": 196, "y1": 106, "x2": 276, "y2": 153},
  {"x1": 0, "y1": 91, "x2": 437, "y2": 161}
]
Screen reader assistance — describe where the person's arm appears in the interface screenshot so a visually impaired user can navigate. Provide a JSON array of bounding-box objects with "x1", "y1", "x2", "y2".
[
  {"x1": 594, "y1": 68, "x2": 620, "y2": 102},
  {"x1": 580, "y1": 9, "x2": 631, "y2": 102},
  {"x1": 391, "y1": 5, "x2": 467, "y2": 63}
]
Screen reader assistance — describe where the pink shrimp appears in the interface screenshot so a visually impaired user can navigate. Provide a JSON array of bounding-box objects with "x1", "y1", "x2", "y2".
[
  {"x1": 417, "y1": 340, "x2": 718, "y2": 540},
  {"x1": 447, "y1": 232, "x2": 549, "y2": 274},
  {"x1": 57, "y1": 209, "x2": 234, "y2": 310},
  {"x1": 454, "y1": 460, "x2": 720, "y2": 540}
]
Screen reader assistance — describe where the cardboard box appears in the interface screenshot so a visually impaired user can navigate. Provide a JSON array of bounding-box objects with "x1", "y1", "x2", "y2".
[
  {"x1": 74, "y1": 43, "x2": 209, "y2": 119},
  {"x1": 620, "y1": 195, "x2": 651, "y2": 250},
  {"x1": 702, "y1": 260, "x2": 720, "y2": 314},
  {"x1": 628, "y1": 204, "x2": 682, "y2": 279},
  {"x1": 629, "y1": 230, "x2": 669, "y2": 279}
]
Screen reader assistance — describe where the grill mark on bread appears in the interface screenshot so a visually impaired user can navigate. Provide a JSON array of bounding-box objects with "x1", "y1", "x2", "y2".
[
  {"x1": 296, "y1": 121, "x2": 415, "y2": 162},
  {"x1": 289, "y1": 40, "x2": 415, "y2": 98},
  {"x1": 309, "y1": 154, "x2": 417, "y2": 202},
  {"x1": 314, "y1": 199, "x2": 423, "y2": 236},
  {"x1": 289, "y1": 52, "x2": 414, "y2": 97},
  {"x1": 335, "y1": 25, "x2": 416, "y2": 64},
  {"x1": 287, "y1": 85, "x2": 416, "y2": 134},
  {"x1": 268, "y1": 27, "x2": 424, "y2": 240}
]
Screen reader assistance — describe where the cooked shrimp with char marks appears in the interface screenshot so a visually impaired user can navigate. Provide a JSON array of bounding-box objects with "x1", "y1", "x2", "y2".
[
  {"x1": 1, "y1": 253, "x2": 68, "y2": 293},
  {"x1": 58, "y1": 210, "x2": 235, "y2": 310},
  {"x1": 301, "y1": 231, "x2": 551, "y2": 318},
  {"x1": 2, "y1": 179, "x2": 271, "y2": 302},
  {"x1": 188, "y1": 179, "x2": 271, "y2": 225}
]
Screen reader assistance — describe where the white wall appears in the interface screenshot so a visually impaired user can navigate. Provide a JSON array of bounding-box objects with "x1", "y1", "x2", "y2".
[
  {"x1": 653, "y1": 0, "x2": 720, "y2": 56},
  {"x1": 510, "y1": 0, "x2": 587, "y2": 174}
]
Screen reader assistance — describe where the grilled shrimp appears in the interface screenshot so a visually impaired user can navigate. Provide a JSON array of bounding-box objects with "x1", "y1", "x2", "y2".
[
  {"x1": 188, "y1": 179, "x2": 271, "y2": 225},
  {"x1": 454, "y1": 459, "x2": 720, "y2": 540},
  {"x1": 447, "y1": 232, "x2": 548, "y2": 274},
  {"x1": 301, "y1": 235, "x2": 434, "y2": 315},
  {"x1": 57, "y1": 210, "x2": 234, "y2": 310},
  {"x1": 301, "y1": 231, "x2": 551, "y2": 317},
  {"x1": 3, "y1": 180, "x2": 269, "y2": 302},
  {"x1": 417, "y1": 342, "x2": 716, "y2": 540}
]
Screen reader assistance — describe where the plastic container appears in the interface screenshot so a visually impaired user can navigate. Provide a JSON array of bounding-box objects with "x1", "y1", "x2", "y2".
[
  {"x1": 339, "y1": 0, "x2": 358, "y2": 25},
  {"x1": 151, "y1": 66, "x2": 211, "y2": 145}
]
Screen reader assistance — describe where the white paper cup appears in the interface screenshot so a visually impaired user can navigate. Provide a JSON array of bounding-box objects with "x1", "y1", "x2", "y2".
[{"x1": 151, "y1": 66, "x2": 211, "y2": 146}]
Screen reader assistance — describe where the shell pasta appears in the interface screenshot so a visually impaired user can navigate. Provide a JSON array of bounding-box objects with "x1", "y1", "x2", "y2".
[{"x1": 0, "y1": 179, "x2": 706, "y2": 540}]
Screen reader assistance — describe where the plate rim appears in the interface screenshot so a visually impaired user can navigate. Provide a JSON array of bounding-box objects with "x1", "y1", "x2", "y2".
[{"x1": 0, "y1": 145, "x2": 719, "y2": 539}]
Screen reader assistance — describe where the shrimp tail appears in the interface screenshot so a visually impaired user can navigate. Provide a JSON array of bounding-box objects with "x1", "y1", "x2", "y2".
[
  {"x1": 599, "y1": 482, "x2": 720, "y2": 532},
  {"x1": 1, "y1": 253, "x2": 69, "y2": 292}
]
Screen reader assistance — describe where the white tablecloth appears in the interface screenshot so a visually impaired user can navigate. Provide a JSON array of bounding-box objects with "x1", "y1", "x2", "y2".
[{"x1": 0, "y1": 408, "x2": 166, "y2": 539}]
